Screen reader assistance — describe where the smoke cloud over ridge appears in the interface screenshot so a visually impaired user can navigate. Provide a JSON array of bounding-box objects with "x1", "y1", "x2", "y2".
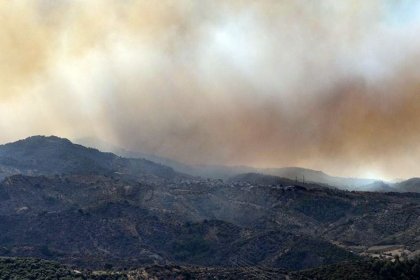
[{"x1": 1, "y1": 0, "x2": 420, "y2": 179}]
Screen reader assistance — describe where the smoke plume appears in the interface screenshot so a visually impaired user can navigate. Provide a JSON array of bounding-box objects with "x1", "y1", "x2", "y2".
[{"x1": 1, "y1": 0, "x2": 420, "y2": 179}]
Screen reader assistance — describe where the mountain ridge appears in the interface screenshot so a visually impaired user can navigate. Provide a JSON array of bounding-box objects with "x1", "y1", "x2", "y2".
[
  {"x1": 0, "y1": 135, "x2": 181, "y2": 181},
  {"x1": 1, "y1": 135, "x2": 420, "y2": 272},
  {"x1": 74, "y1": 137, "x2": 381, "y2": 190}
]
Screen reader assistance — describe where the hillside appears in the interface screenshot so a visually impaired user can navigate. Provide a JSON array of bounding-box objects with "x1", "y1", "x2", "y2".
[
  {"x1": 0, "y1": 136, "x2": 180, "y2": 181},
  {"x1": 0, "y1": 136, "x2": 420, "y2": 276},
  {"x1": 0, "y1": 174, "x2": 359, "y2": 270},
  {"x1": 394, "y1": 178, "x2": 420, "y2": 193}
]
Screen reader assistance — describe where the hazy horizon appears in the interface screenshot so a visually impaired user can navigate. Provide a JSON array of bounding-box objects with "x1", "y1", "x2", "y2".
[
  {"x1": 1, "y1": 1, "x2": 420, "y2": 180},
  {"x1": 0, "y1": 134, "x2": 408, "y2": 182}
]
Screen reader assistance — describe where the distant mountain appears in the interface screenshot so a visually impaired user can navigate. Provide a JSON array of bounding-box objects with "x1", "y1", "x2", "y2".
[
  {"x1": 394, "y1": 178, "x2": 420, "y2": 193},
  {"x1": 228, "y1": 172, "x2": 335, "y2": 191},
  {"x1": 352, "y1": 180, "x2": 395, "y2": 192},
  {"x1": 228, "y1": 172, "x2": 300, "y2": 186},
  {"x1": 259, "y1": 167, "x2": 378, "y2": 189},
  {"x1": 74, "y1": 136, "x2": 196, "y2": 175},
  {"x1": 142, "y1": 163, "x2": 378, "y2": 190},
  {"x1": 73, "y1": 137, "x2": 378, "y2": 190},
  {"x1": 0, "y1": 136, "x2": 180, "y2": 181},
  {"x1": 351, "y1": 178, "x2": 420, "y2": 193}
]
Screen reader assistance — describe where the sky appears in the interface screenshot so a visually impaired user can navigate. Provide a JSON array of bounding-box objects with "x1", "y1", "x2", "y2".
[{"x1": 1, "y1": 0, "x2": 420, "y2": 180}]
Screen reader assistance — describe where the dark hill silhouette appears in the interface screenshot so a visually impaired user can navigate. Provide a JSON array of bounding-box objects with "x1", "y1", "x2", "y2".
[
  {"x1": 394, "y1": 178, "x2": 420, "y2": 193},
  {"x1": 0, "y1": 136, "x2": 179, "y2": 180}
]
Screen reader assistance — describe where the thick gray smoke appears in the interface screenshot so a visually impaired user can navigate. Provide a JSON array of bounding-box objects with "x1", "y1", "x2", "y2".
[{"x1": 1, "y1": 0, "x2": 420, "y2": 179}]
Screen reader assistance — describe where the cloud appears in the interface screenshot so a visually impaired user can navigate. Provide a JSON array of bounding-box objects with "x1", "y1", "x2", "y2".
[{"x1": 0, "y1": 0, "x2": 420, "y2": 179}]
